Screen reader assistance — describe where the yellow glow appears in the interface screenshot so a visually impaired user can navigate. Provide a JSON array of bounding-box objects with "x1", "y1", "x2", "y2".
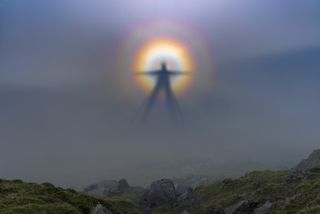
[{"x1": 134, "y1": 38, "x2": 195, "y2": 96}]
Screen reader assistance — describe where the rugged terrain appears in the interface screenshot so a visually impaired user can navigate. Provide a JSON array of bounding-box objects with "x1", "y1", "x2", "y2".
[
  {"x1": 0, "y1": 179, "x2": 140, "y2": 214},
  {"x1": 1, "y1": 149, "x2": 320, "y2": 214}
]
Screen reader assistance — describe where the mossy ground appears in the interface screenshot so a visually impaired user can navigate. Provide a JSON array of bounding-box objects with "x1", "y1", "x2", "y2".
[
  {"x1": 1, "y1": 168, "x2": 320, "y2": 214},
  {"x1": 196, "y1": 168, "x2": 320, "y2": 214},
  {"x1": 0, "y1": 179, "x2": 140, "y2": 214}
]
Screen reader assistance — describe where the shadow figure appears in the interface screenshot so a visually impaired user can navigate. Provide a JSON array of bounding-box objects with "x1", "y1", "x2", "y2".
[{"x1": 136, "y1": 62, "x2": 189, "y2": 123}]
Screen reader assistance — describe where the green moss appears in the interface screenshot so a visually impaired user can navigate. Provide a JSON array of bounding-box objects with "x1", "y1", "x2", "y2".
[
  {"x1": 102, "y1": 197, "x2": 141, "y2": 214},
  {"x1": 1, "y1": 168, "x2": 320, "y2": 214},
  {"x1": 195, "y1": 169, "x2": 320, "y2": 214},
  {"x1": 1, "y1": 203, "x2": 81, "y2": 214},
  {"x1": 0, "y1": 179, "x2": 140, "y2": 214},
  {"x1": 107, "y1": 192, "x2": 144, "y2": 204}
]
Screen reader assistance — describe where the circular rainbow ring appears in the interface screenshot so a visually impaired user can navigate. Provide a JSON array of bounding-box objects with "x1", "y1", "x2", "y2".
[
  {"x1": 117, "y1": 20, "x2": 213, "y2": 97},
  {"x1": 135, "y1": 38, "x2": 195, "y2": 95}
]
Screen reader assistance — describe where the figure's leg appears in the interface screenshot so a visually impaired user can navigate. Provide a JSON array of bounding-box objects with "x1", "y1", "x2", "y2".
[
  {"x1": 164, "y1": 85, "x2": 175, "y2": 115},
  {"x1": 164, "y1": 82, "x2": 183, "y2": 121},
  {"x1": 140, "y1": 82, "x2": 162, "y2": 122}
]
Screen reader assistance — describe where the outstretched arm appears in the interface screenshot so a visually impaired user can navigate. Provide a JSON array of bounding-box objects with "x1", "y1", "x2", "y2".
[
  {"x1": 168, "y1": 71, "x2": 191, "y2": 75},
  {"x1": 135, "y1": 70, "x2": 159, "y2": 76}
]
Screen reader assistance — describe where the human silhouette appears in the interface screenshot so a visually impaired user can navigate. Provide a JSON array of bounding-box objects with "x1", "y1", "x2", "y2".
[{"x1": 137, "y1": 62, "x2": 189, "y2": 122}]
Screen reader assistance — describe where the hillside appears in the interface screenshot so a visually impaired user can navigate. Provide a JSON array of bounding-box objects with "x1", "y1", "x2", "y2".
[
  {"x1": 195, "y1": 168, "x2": 320, "y2": 214},
  {"x1": 0, "y1": 179, "x2": 140, "y2": 214},
  {"x1": 1, "y1": 150, "x2": 320, "y2": 214},
  {"x1": 147, "y1": 149, "x2": 320, "y2": 214},
  {"x1": 138, "y1": 169, "x2": 319, "y2": 214}
]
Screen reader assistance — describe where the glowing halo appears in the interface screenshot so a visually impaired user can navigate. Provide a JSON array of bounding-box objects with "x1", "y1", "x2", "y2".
[
  {"x1": 134, "y1": 38, "x2": 195, "y2": 96},
  {"x1": 115, "y1": 19, "x2": 214, "y2": 98}
]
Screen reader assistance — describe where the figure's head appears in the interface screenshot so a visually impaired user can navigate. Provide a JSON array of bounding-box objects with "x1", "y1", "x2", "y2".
[{"x1": 161, "y1": 62, "x2": 167, "y2": 70}]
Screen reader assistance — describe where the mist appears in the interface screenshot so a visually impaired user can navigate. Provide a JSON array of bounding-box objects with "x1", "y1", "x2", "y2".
[{"x1": 1, "y1": 0, "x2": 320, "y2": 188}]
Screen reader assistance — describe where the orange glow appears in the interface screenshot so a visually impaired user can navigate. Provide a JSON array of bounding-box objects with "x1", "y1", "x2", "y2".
[{"x1": 134, "y1": 38, "x2": 195, "y2": 96}]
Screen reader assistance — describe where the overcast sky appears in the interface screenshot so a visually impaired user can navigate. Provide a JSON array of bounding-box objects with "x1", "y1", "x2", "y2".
[{"x1": 1, "y1": 0, "x2": 320, "y2": 188}]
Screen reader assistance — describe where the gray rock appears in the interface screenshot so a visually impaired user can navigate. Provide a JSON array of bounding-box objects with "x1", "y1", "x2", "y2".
[
  {"x1": 140, "y1": 179, "x2": 177, "y2": 210},
  {"x1": 254, "y1": 201, "x2": 272, "y2": 214},
  {"x1": 176, "y1": 184, "x2": 190, "y2": 196},
  {"x1": 176, "y1": 184, "x2": 198, "y2": 206},
  {"x1": 295, "y1": 149, "x2": 320, "y2": 171},
  {"x1": 176, "y1": 184, "x2": 194, "y2": 200},
  {"x1": 89, "y1": 204, "x2": 113, "y2": 214},
  {"x1": 118, "y1": 178, "x2": 130, "y2": 192}
]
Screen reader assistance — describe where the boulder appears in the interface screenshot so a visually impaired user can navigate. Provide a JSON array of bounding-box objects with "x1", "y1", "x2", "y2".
[
  {"x1": 176, "y1": 184, "x2": 193, "y2": 200},
  {"x1": 117, "y1": 178, "x2": 130, "y2": 192},
  {"x1": 176, "y1": 184, "x2": 198, "y2": 205},
  {"x1": 140, "y1": 179, "x2": 177, "y2": 210},
  {"x1": 295, "y1": 149, "x2": 320, "y2": 171}
]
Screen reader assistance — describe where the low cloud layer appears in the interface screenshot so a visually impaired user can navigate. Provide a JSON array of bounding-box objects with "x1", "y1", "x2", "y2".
[{"x1": 1, "y1": 1, "x2": 320, "y2": 188}]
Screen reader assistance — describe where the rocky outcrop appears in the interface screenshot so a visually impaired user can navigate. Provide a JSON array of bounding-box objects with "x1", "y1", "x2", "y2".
[
  {"x1": 295, "y1": 149, "x2": 320, "y2": 171},
  {"x1": 139, "y1": 178, "x2": 199, "y2": 213},
  {"x1": 89, "y1": 204, "x2": 113, "y2": 214},
  {"x1": 140, "y1": 179, "x2": 177, "y2": 210},
  {"x1": 84, "y1": 179, "x2": 144, "y2": 197}
]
